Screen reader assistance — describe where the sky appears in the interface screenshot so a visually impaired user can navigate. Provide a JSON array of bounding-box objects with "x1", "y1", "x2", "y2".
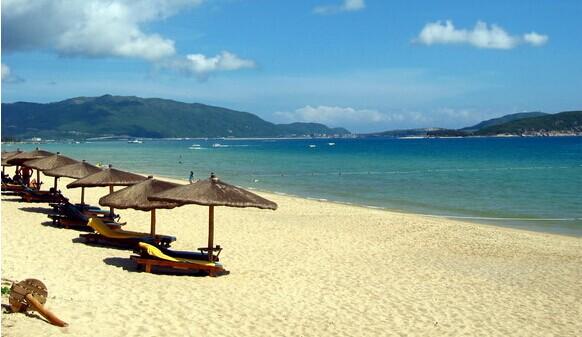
[{"x1": 2, "y1": 0, "x2": 582, "y2": 133}]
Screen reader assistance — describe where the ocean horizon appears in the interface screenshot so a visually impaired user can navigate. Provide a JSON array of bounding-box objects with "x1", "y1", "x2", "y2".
[{"x1": 4, "y1": 136, "x2": 581, "y2": 236}]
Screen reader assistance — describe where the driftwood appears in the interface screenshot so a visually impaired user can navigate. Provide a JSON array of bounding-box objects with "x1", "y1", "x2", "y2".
[{"x1": 9, "y1": 279, "x2": 68, "y2": 327}]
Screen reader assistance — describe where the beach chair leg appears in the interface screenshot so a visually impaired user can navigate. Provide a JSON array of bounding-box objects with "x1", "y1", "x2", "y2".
[{"x1": 145, "y1": 263, "x2": 152, "y2": 273}]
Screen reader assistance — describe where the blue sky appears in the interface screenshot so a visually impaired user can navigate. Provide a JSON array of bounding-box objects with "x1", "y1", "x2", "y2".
[{"x1": 2, "y1": 0, "x2": 581, "y2": 133}]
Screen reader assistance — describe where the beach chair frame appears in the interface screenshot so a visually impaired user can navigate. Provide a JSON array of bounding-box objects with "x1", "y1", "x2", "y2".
[
  {"x1": 130, "y1": 243, "x2": 227, "y2": 277},
  {"x1": 20, "y1": 189, "x2": 67, "y2": 203},
  {"x1": 79, "y1": 218, "x2": 175, "y2": 248},
  {"x1": 130, "y1": 255, "x2": 227, "y2": 277}
]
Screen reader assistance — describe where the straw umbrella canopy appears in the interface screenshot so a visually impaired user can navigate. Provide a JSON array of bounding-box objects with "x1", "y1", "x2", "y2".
[
  {"x1": 67, "y1": 164, "x2": 147, "y2": 214},
  {"x1": 149, "y1": 173, "x2": 277, "y2": 261},
  {"x1": 23, "y1": 152, "x2": 79, "y2": 190},
  {"x1": 2, "y1": 149, "x2": 22, "y2": 162},
  {"x1": 99, "y1": 177, "x2": 182, "y2": 237},
  {"x1": 1, "y1": 150, "x2": 22, "y2": 174},
  {"x1": 6, "y1": 148, "x2": 54, "y2": 166},
  {"x1": 6, "y1": 148, "x2": 54, "y2": 187},
  {"x1": 44, "y1": 160, "x2": 101, "y2": 205}
]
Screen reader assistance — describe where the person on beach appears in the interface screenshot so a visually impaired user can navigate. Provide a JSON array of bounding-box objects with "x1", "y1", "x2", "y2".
[
  {"x1": 19, "y1": 166, "x2": 32, "y2": 186},
  {"x1": 189, "y1": 171, "x2": 194, "y2": 184}
]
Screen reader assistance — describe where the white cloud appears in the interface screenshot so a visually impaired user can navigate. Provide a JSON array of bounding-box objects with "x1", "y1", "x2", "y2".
[
  {"x1": 1, "y1": 63, "x2": 11, "y2": 81},
  {"x1": 1, "y1": 63, "x2": 24, "y2": 83},
  {"x1": 1, "y1": 0, "x2": 202, "y2": 60},
  {"x1": 275, "y1": 105, "x2": 388, "y2": 126},
  {"x1": 314, "y1": 0, "x2": 365, "y2": 15},
  {"x1": 2, "y1": 0, "x2": 256, "y2": 79},
  {"x1": 164, "y1": 51, "x2": 256, "y2": 79},
  {"x1": 415, "y1": 20, "x2": 549, "y2": 49},
  {"x1": 523, "y1": 32, "x2": 549, "y2": 46},
  {"x1": 186, "y1": 52, "x2": 256, "y2": 73}
]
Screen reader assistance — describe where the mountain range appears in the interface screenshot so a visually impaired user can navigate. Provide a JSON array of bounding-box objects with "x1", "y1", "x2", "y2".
[
  {"x1": 2, "y1": 95, "x2": 580, "y2": 140},
  {"x1": 364, "y1": 111, "x2": 582, "y2": 138},
  {"x1": 1, "y1": 95, "x2": 349, "y2": 140}
]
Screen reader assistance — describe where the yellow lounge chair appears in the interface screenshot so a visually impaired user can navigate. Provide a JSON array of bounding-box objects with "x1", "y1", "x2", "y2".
[
  {"x1": 80, "y1": 218, "x2": 175, "y2": 248},
  {"x1": 131, "y1": 242, "x2": 228, "y2": 277}
]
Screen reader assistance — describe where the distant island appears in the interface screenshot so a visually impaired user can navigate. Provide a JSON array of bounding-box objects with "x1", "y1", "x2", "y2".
[
  {"x1": 1, "y1": 95, "x2": 350, "y2": 140},
  {"x1": 2, "y1": 95, "x2": 580, "y2": 141},
  {"x1": 361, "y1": 111, "x2": 582, "y2": 138}
]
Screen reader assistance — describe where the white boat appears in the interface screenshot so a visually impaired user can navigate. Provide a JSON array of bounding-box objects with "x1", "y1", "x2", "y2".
[
  {"x1": 308, "y1": 144, "x2": 316, "y2": 148},
  {"x1": 328, "y1": 142, "x2": 336, "y2": 146},
  {"x1": 128, "y1": 139, "x2": 143, "y2": 144}
]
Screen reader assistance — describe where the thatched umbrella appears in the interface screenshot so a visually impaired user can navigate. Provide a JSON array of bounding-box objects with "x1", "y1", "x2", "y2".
[
  {"x1": 23, "y1": 152, "x2": 78, "y2": 190},
  {"x1": 149, "y1": 173, "x2": 277, "y2": 261},
  {"x1": 2, "y1": 149, "x2": 22, "y2": 161},
  {"x1": 44, "y1": 160, "x2": 101, "y2": 205},
  {"x1": 99, "y1": 177, "x2": 182, "y2": 237},
  {"x1": 6, "y1": 148, "x2": 54, "y2": 166},
  {"x1": 6, "y1": 148, "x2": 54, "y2": 187},
  {"x1": 67, "y1": 164, "x2": 147, "y2": 214},
  {"x1": 1, "y1": 149, "x2": 22, "y2": 175}
]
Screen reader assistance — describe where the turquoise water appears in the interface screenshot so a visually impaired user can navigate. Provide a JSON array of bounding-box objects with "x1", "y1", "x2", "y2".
[{"x1": 4, "y1": 137, "x2": 582, "y2": 236}]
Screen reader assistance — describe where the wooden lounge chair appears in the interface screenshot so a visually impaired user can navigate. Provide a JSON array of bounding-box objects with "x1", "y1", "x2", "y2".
[
  {"x1": 80, "y1": 218, "x2": 176, "y2": 248},
  {"x1": 1, "y1": 182, "x2": 26, "y2": 194},
  {"x1": 20, "y1": 188, "x2": 68, "y2": 203},
  {"x1": 48, "y1": 202, "x2": 122, "y2": 230},
  {"x1": 131, "y1": 242, "x2": 228, "y2": 277}
]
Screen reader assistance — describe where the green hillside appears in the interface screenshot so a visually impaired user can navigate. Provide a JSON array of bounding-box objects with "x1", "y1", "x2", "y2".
[
  {"x1": 1, "y1": 95, "x2": 350, "y2": 139},
  {"x1": 359, "y1": 111, "x2": 582, "y2": 138},
  {"x1": 461, "y1": 112, "x2": 548, "y2": 132},
  {"x1": 476, "y1": 111, "x2": 582, "y2": 135}
]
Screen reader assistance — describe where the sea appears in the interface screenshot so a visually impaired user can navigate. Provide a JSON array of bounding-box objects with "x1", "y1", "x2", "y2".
[{"x1": 4, "y1": 137, "x2": 582, "y2": 236}]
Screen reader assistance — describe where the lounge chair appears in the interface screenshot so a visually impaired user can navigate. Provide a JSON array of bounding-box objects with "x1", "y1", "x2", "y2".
[
  {"x1": 80, "y1": 218, "x2": 176, "y2": 248},
  {"x1": 19, "y1": 187, "x2": 68, "y2": 203},
  {"x1": 48, "y1": 202, "x2": 122, "y2": 230},
  {"x1": 1, "y1": 182, "x2": 26, "y2": 194},
  {"x1": 131, "y1": 242, "x2": 228, "y2": 277}
]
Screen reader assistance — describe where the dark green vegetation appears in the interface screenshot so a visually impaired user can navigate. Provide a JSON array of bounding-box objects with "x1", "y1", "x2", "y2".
[
  {"x1": 475, "y1": 111, "x2": 582, "y2": 135},
  {"x1": 1, "y1": 95, "x2": 349, "y2": 140},
  {"x1": 363, "y1": 111, "x2": 582, "y2": 138},
  {"x1": 461, "y1": 112, "x2": 548, "y2": 132}
]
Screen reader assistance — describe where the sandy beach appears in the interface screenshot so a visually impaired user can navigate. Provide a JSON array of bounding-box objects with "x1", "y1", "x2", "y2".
[{"x1": 2, "y1": 170, "x2": 581, "y2": 337}]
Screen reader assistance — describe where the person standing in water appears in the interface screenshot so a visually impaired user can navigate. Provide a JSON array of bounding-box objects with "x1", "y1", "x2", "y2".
[{"x1": 189, "y1": 171, "x2": 194, "y2": 184}]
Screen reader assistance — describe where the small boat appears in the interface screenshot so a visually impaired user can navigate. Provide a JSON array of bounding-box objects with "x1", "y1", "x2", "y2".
[
  {"x1": 308, "y1": 144, "x2": 316, "y2": 148},
  {"x1": 128, "y1": 139, "x2": 143, "y2": 144},
  {"x1": 328, "y1": 142, "x2": 336, "y2": 146}
]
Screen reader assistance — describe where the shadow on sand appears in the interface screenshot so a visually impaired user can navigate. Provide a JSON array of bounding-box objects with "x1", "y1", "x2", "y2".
[{"x1": 18, "y1": 206, "x2": 53, "y2": 215}]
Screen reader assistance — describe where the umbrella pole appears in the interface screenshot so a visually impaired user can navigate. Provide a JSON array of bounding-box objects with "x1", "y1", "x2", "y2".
[
  {"x1": 208, "y1": 206, "x2": 214, "y2": 262},
  {"x1": 81, "y1": 187, "x2": 85, "y2": 206},
  {"x1": 150, "y1": 209, "x2": 156, "y2": 238},
  {"x1": 109, "y1": 186, "x2": 114, "y2": 215},
  {"x1": 53, "y1": 177, "x2": 58, "y2": 191},
  {"x1": 36, "y1": 170, "x2": 40, "y2": 190}
]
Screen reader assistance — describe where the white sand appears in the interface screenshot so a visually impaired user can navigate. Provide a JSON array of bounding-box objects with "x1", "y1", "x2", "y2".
[{"x1": 2, "y1": 171, "x2": 581, "y2": 337}]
